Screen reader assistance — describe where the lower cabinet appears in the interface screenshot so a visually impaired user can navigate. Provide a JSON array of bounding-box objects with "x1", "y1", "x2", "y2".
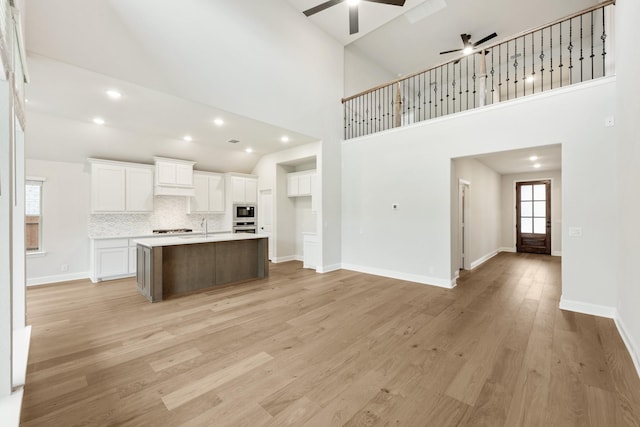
[
  {"x1": 303, "y1": 233, "x2": 319, "y2": 270},
  {"x1": 90, "y1": 238, "x2": 139, "y2": 282}
]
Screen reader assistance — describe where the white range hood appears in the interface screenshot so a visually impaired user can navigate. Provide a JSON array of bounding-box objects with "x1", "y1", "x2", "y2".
[{"x1": 153, "y1": 157, "x2": 196, "y2": 197}]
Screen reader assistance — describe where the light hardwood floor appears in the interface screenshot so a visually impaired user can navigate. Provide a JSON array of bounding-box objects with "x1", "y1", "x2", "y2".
[{"x1": 21, "y1": 253, "x2": 640, "y2": 426}]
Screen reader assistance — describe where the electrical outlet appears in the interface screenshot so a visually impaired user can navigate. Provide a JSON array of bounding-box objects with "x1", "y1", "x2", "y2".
[
  {"x1": 60, "y1": 264, "x2": 69, "y2": 272},
  {"x1": 568, "y1": 227, "x2": 582, "y2": 238},
  {"x1": 605, "y1": 116, "x2": 615, "y2": 127}
]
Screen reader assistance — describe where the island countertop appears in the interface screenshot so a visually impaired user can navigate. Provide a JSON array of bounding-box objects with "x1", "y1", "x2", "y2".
[{"x1": 134, "y1": 233, "x2": 269, "y2": 248}]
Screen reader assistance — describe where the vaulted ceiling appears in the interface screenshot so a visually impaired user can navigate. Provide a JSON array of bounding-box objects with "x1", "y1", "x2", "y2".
[{"x1": 23, "y1": 0, "x2": 595, "y2": 172}]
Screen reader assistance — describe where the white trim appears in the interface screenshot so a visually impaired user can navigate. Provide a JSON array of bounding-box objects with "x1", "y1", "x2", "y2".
[
  {"x1": 470, "y1": 250, "x2": 498, "y2": 270},
  {"x1": 0, "y1": 387, "x2": 24, "y2": 427},
  {"x1": 614, "y1": 313, "x2": 640, "y2": 380},
  {"x1": 552, "y1": 251, "x2": 562, "y2": 257},
  {"x1": 341, "y1": 263, "x2": 455, "y2": 289},
  {"x1": 317, "y1": 263, "x2": 341, "y2": 273},
  {"x1": 499, "y1": 246, "x2": 516, "y2": 253},
  {"x1": 25, "y1": 176, "x2": 45, "y2": 182},
  {"x1": 11, "y1": 326, "x2": 30, "y2": 388},
  {"x1": 27, "y1": 271, "x2": 90, "y2": 286},
  {"x1": 270, "y1": 255, "x2": 298, "y2": 263},
  {"x1": 25, "y1": 251, "x2": 46, "y2": 258},
  {"x1": 558, "y1": 297, "x2": 616, "y2": 318}
]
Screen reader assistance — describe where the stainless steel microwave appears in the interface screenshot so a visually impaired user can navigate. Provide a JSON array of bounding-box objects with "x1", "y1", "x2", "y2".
[{"x1": 233, "y1": 204, "x2": 256, "y2": 220}]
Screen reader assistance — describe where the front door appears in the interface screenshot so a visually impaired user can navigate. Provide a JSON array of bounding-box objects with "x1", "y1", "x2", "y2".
[{"x1": 516, "y1": 180, "x2": 551, "y2": 254}]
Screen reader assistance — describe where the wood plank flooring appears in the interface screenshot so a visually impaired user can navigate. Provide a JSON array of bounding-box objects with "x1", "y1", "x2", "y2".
[{"x1": 21, "y1": 253, "x2": 640, "y2": 426}]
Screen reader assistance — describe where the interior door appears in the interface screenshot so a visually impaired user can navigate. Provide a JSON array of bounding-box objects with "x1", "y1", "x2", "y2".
[
  {"x1": 258, "y1": 189, "x2": 273, "y2": 260},
  {"x1": 516, "y1": 180, "x2": 551, "y2": 254}
]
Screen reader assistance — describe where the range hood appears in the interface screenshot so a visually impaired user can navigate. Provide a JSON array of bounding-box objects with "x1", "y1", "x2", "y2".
[{"x1": 153, "y1": 157, "x2": 196, "y2": 197}]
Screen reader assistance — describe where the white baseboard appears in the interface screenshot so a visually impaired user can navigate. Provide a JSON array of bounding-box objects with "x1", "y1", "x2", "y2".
[
  {"x1": 499, "y1": 247, "x2": 516, "y2": 253},
  {"x1": 552, "y1": 251, "x2": 562, "y2": 257},
  {"x1": 12, "y1": 326, "x2": 31, "y2": 388},
  {"x1": 271, "y1": 255, "x2": 299, "y2": 263},
  {"x1": 27, "y1": 271, "x2": 90, "y2": 286},
  {"x1": 614, "y1": 313, "x2": 640, "y2": 381},
  {"x1": 559, "y1": 297, "x2": 616, "y2": 318},
  {"x1": 317, "y1": 263, "x2": 341, "y2": 273},
  {"x1": 341, "y1": 263, "x2": 455, "y2": 289},
  {"x1": 470, "y1": 250, "x2": 498, "y2": 270},
  {"x1": 0, "y1": 387, "x2": 24, "y2": 427}
]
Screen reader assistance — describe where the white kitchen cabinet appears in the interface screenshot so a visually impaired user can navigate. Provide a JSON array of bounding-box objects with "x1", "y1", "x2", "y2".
[
  {"x1": 303, "y1": 233, "x2": 319, "y2": 270},
  {"x1": 188, "y1": 172, "x2": 225, "y2": 213},
  {"x1": 90, "y1": 238, "x2": 131, "y2": 282},
  {"x1": 287, "y1": 170, "x2": 315, "y2": 197},
  {"x1": 128, "y1": 246, "x2": 137, "y2": 275},
  {"x1": 154, "y1": 157, "x2": 195, "y2": 189},
  {"x1": 89, "y1": 159, "x2": 154, "y2": 213},
  {"x1": 230, "y1": 175, "x2": 258, "y2": 204}
]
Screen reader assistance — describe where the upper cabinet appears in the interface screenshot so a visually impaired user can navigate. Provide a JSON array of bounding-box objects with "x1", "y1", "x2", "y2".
[
  {"x1": 288, "y1": 170, "x2": 316, "y2": 197},
  {"x1": 229, "y1": 175, "x2": 257, "y2": 204},
  {"x1": 153, "y1": 157, "x2": 195, "y2": 196},
  {"x1": 188, "y1": 172, "x2": 226, "y2": 214},
  {"x1": 89, "y1": 159, "x2": 154, "y2": 213}
]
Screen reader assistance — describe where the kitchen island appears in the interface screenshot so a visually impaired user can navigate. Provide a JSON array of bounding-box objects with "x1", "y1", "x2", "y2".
[{"x1": 134, "y1": 233, "x2": 268, "y2": 302}]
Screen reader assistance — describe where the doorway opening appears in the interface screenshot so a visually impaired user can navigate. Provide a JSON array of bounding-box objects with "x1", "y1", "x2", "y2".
[
  {"x1": 458, "y1": 179, "x2": 471, "y2": 270},
  {"x1": 516, "y1": 180, "x2": 551, "y2": 254}
]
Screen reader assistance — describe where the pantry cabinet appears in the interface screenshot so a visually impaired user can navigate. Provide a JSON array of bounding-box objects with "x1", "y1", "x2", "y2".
[
  {"x1": 230, "y1": 175, "x2": 257, "y2": 204},
  {"x1": 287, "y1": 170, "x2": 315, "y2": 197}
]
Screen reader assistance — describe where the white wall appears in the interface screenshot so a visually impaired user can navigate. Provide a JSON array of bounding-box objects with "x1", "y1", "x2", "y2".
[
  {"x1": 344, "y1": 45, "x2": 396, "y2": 97},
  {"x1": 25, "y1": 159, "x2": 91, "y2": 284},
  {"x1": 500, "y1": 170, "x2": 562, "y2": 255},
  {"x1": 615, "y1": 0, "x2": 640, "y2": 375},
  {"x1": 252, "y1": 142, "x2": 321, "y2": 263},
  {"x1": 451, "y1": 157, "x2": 502, "y2": 274},
  {"x1": 342, "y1": 78, "x2": 617, "y2": 304}
]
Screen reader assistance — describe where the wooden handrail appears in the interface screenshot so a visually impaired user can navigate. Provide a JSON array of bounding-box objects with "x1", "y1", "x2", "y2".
[{"x1": 342, "y1": 0, "x2": 615, "y2": 103}]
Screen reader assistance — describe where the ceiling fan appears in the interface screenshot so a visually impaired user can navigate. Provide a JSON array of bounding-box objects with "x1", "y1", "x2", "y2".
[
  {"x1": 440, "y1": 32, "x2": 498, "y2": 56},
  {"x1": 303, "y1": 0, "x2": 407, "y2": 35}
]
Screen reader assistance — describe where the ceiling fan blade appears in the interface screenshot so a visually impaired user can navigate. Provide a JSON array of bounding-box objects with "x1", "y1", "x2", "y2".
[
  {"x1": 460, "y1": 33, "x2": 471, "y2": 45},
  {"x1": 303, "y1": 0, "x2": 344, "y2": 17},
  {"x1": 473, "y1": 32, "x2": 497, "y2": 47},
  {"x1": 363, "y1": 0, "x2": 406, "y2": 6},
  {"x1": 440, "y1": 48, "x2": 463, "y2": 55},
  {"x1": 349, "y1": 5, "x2": 359, "y2": 35}
]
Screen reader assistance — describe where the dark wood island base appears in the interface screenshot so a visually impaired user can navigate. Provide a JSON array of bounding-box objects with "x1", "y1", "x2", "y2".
[{"x1": 135, "y1": 235, "x2": 268, "y2": 302}]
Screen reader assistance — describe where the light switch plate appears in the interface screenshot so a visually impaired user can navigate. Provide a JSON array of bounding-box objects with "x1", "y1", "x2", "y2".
[{"x1": 568, "y1": 227, "x2": 583, "y2": 237}]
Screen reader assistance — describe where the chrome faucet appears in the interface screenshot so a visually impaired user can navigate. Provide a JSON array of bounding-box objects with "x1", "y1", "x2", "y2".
[{"x1": 201, "y1": 217, "x2": 208, "y2": 238}]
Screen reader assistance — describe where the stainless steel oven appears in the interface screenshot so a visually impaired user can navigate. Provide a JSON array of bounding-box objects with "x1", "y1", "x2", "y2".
[
  {"x1": 233, "y1": 204, "x2": 256, "y2": 221},
  {"x1": 233, "y1": 222, "x2": 257, "y2": 234}
]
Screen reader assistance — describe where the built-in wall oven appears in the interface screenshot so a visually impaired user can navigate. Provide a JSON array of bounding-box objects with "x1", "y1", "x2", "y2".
[{"x1": 233, "y1": 204, "x2": 257, "y2": 233}]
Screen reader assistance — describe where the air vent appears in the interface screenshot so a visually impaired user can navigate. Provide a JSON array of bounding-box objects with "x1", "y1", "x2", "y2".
[{"x1": 227, "y1": 139, "x2": 240, "y2": 144}]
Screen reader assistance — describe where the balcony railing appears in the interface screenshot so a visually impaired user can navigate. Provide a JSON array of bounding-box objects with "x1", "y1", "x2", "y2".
[{"x1": 342, "y1": 1, "x2": 615, "y2": 140}]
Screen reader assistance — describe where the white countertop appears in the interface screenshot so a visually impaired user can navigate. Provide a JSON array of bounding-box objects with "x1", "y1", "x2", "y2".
[
  {"x1": 89, "y1": 231, "x2": 231, "y2": 240},
  {"x1": 134, "y1": 233, "x2": 269, "y2": 248}
]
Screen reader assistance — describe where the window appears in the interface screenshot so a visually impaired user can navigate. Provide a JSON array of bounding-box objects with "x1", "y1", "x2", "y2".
[{"x1": 25, "y1": 179, "x2": 43, "y2": 252}]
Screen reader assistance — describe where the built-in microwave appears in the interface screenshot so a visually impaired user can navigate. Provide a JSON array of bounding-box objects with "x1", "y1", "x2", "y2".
[{"x1": 233, "y1": 204, "x2": 256, "y2": 221}]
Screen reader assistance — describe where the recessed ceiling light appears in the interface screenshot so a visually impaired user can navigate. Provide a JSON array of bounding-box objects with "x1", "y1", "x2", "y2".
[
  {"x1": 463, "y1": 46, "x2": 473, "y2": 55},
  {"x1": 183, "y1": 135, "x2": 193, "y2": 142},
  {"x1": 213, "y1": 118, "x2": 224, "y2": 126},
  {"x1": 281, "y1": 136, "x2": 289, "y2": 143},
  {"x1": 526, "y1": 75, "x2": 535, "y2": 83},
  {"x1": 245, "y1": 148, "x2": 253, "y2": 153},
  {"x1": 529, "y1": 155, "x2": 538, "y2": 161},
  {"x1": 533, "y1": 163, "x2": 541, "y2": 168},
  {"x1": 106, "y1": 90, "x2": 122, "y2": 100},
  {"x1": 24, "y1": 98, "x2": 29, "y2": 103},
  {"x1": 346, "y1": 0, "x2": 360, "y2": 6},
  {"x1": 93, "y1": 117, "x2": 105, "y2": 125}
]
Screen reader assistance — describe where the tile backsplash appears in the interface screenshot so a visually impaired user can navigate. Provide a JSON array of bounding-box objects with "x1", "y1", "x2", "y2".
[{"x1": 88, "y1": 196, "x2": 231, "y2": 237}]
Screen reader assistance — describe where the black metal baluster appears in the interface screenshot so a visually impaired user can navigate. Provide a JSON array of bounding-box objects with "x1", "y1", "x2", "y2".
[
  {"x1": 514, "y1": 37, "x2": 519, "y2": 98},
  {"x1": 446, "y1": 63, "x2": 450, "y2": 116},
  {"x1": 506, "y1": 41, "x2": 510, "y2": 100},
  {"x1": 568, "y1": 18, "x2": 574, "y2": 85},
  {"x1": 523, "y1": 35, "x2": 527, "y2": 96},
  {"x1": 429, "y1": 69, "x2": 433, "y2": 120},
  {"x1": 559, "y1": 21, "x2": 564, "y2": 88},
  {"x1": 580, "y1": 15, "x2": 584, "y2": 82},
  {"x1": 540, "y1": 30, "x2": 545, "y2": 92},
  {"x1": 440, "y1": 66, "x2": 444, "y2": 117},
  {"x1": 490, "y1": 48, "x2": 495, "y2": 104},
  {"x1": 459, "y1": 60, "x2": 463, "y2": 110},
  {"x1": 473, "y1": 54, "x2": 477, "y2": 107},
  {"x1": 498, "y1": 44, "x2": 502, "y2": 102},
  {"x1": 601, "y1": 7, "x2": 607, "y2": 77},
  {"x1": 590, "y1": 11, "x2": 595, "y2": 79},
  {"x1": 466, "y1": 56, "x2": 470, "y2": 110},
  {"x1": 531, "y1": 31, "x2": 535, "y2": 93}
]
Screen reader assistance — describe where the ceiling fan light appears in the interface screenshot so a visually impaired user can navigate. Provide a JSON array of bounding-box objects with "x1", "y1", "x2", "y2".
[
  {"x1": 346, "y1": 0, "x2": 360, "y2": 6},
  {"x1": 463, "y1": 46, "x2": 473, "y2": 55}
]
